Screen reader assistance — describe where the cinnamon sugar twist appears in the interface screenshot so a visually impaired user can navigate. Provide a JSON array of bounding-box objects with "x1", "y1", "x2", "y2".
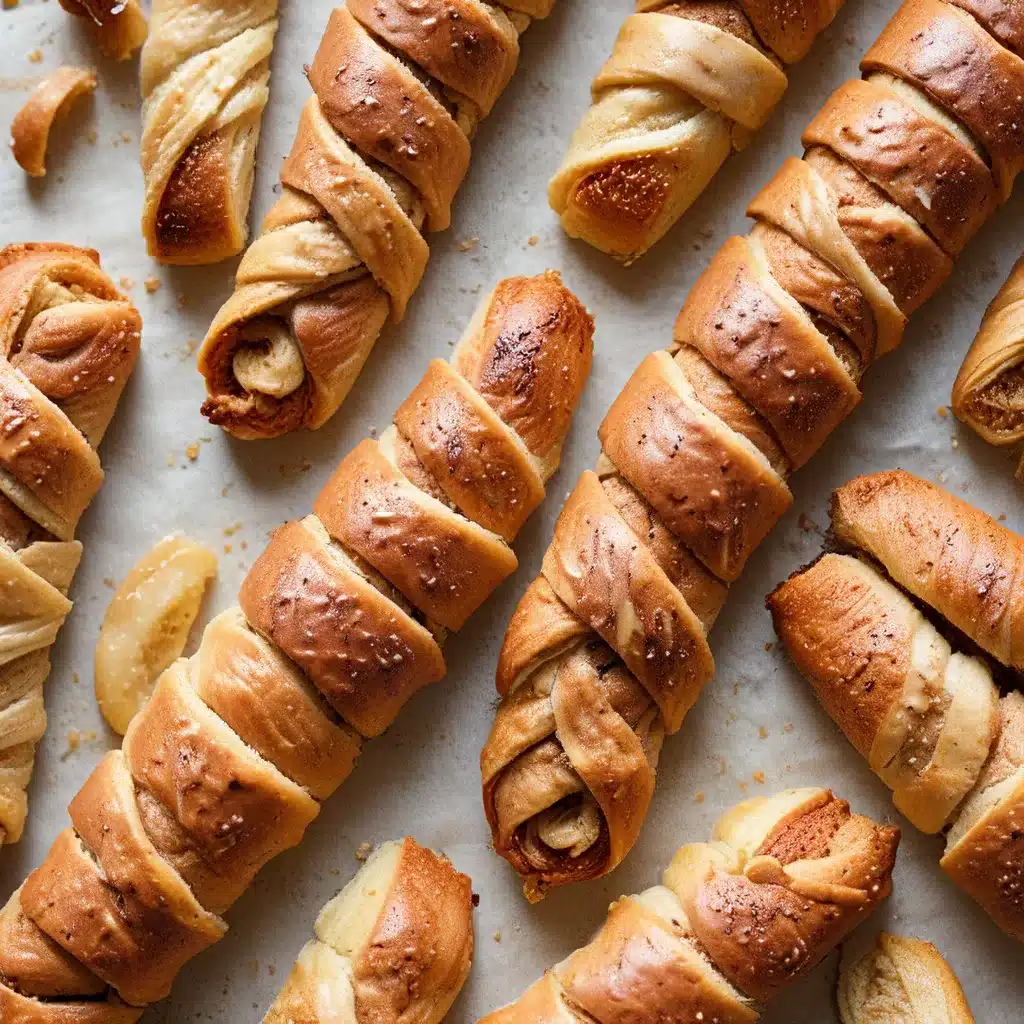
[
  {"x1": 0, "y1": 243, "x2": 141, "y2": 848},
  {"x1": 198, "y1": 0, "x2": 555, "y2": 438},
  {"x1": 482, "y1": 0, "x2": 1024, "y2": 899},
  {"x1": 0, "y1": 272, "x2": 591, "y2": 1019}
]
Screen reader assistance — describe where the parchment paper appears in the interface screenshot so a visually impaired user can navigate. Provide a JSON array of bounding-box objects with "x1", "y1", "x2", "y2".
[{"x1": 1, "y1": 0, "x2": 1022, "y2": 1019}]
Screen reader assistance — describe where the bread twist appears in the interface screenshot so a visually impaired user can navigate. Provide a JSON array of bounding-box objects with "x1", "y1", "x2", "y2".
[
  {"x1": 58, "y1": 0, "x2": 148, "y2": 61},
  {"x1": 549, "y1": 0, "x2": 844, "y2": 262},
  {"x1": 198, "y1": 0, "x2": 555, "y2": 439},
  {"x1": 265, "y1": 837, "x2": 473, "y2": 1023},
  {"x1": 770, "y1": 469, "x2": 1024, "y2": 942},
  {"x1": 0, "y1": 243, "x2": 140, "y2": 849},
  {"x1": 480, "y1": 788, "x2": 899, "y2": 1021},
  {"x1": 139, "y1": 0, "x2": 280, "y2": 265},
  {"x1": 839, "y1": 932, "x2": 975, "y2": 1023},
  {"x1": 952, "y1": 253, "x2": 1024, "y2": 481},
  {"x1": 0, "y1": 272, "x2": 591, "y2": 1018},
  {"x1": 481, "y1": 0, "x2": 1024, "y2": 900}
]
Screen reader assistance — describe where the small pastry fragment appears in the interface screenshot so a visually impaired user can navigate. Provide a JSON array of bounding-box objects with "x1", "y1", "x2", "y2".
[
  {"x1": 264, "y1": 837, "x2": 474, "y2": 1023},
  {"x1": 58, "y1": 0, "x2": 148, "y2": 61},
  {"x1": 838, "y1": 932, "x2": 974, "y2": 1023},
  {"x1": 952, "y1": 253, "x2": 1024, "y2": 478},
  {"x1": 95, "y1": 535, "x2": 217, "y2": 734},
  {"x1": 10, "y1": 67, "x2": 97, "y2": 178}
]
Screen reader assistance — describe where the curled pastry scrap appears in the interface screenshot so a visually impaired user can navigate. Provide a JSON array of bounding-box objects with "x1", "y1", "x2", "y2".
[
  {"x1": 952, "y1": 253, "x2": 1024, "y2": 480},
  {"x1": 140, "y1": 0, "x2": 280, "y2": 266},
  {"x1": 480, "y1": 788, "x2": 899, "y2": 1021},
  {"x1": 58, "y1": 0, "x2": 148, "y2": 61},
  {"x1": 198, "y1": 0, "x2": 555, "y2": 439},
  {"x1": 0, "y1": 243, "x2": 141, "y2": 847},
  {"x1": 0, "y1": 271, "x2": 592, "y2": 1017},
  {"x1": 771, "y1": 469, "x2": 1024, "y2": 942},
  {"x1": 838, "y1": 932, "x2": 975, "y2": 1023},
  {"x1": 10, "y1": 67, "x2": 98, "y2": 178},
  {"x1": 483, "y1": 0, "x2": 1024, "y2": 899},
  {"x1": 265, "y1": 838, "x2": 473, "y2": 1024},
  {"x1": 549, "y1": 0, "x2": 845, "y2": 262}
]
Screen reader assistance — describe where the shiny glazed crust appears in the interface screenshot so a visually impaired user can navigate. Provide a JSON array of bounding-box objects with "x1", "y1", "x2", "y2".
[
  {"x1": 483, "y1": 0, "x2": 1024, "y2": 898},
  {"x1": 0, "y1": 272, "x2": 591, "y2": 1014},
  {"x1": 479, "y1": 789, "x2": 898, "y2": 1021},
  {"x1": 0, "y1": 243, "x2": 139, "y2": 848},
  {"x1": 198, "y1": 1, "x2": 556, "y2": 438}
]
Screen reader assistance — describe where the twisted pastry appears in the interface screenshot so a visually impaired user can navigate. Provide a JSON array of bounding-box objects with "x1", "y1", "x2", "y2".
[
  {"x1": 0, "y1": 243, "x2": 140, "y2": 848},
  {"x1": 952, "y1": 253, "x2": 1024, "y2": 480},
  {"x1": 58, "y1": 0, "x2": 148, "y2": 61},
  {"x1": 839, "y1": 933, "x2": 975, "y2": 1024},
  {"x1": 549, "y1": 0, "x2": 844, "y2": 262},
  {"x1": 480, "y1": 788, "x2": 899, "y2": 1022},
  {"x1": 198, "y1": 0, "x2": 555, "y2": 439},
  {"x1": 0, "y1": 272, "x2": 591, "y2": 1018},
  {"x1": 482, "y1": 0, "x2": 1024, "y2": 899},
  {"x1": 770, "y1": 470, "x2": 1024, "y2": 941},
  {"x1": 264, "y1": 837, "x2": 473, "y2": 1023},
  {"x1": 139, "y1": 0, "x2": 280, "y2": 266}
]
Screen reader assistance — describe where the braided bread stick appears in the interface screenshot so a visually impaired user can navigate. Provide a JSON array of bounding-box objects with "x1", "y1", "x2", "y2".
[
  {"x1": 264, "y1": 838, "x2": 473, "y2": 1023},
  {"x1": 58, "y1": 0, "x2": 147, "y2": 61},
  {"x1": 549, "y1": 0, "x2": 844, "y2": 262},
  {"x1": 0, "y1": 243, "x2": 140, "y2": 849},
  {"x1": 481, "y1": 0, "x2": 1024, "y2": 900},
  {"x1": 139, "y1": 0, "x2": 280, "y2": 265},
  {"x1": 198, "y1": 0, "x2": 555, "y2": 439},
  {"x1": 770, "y1": 470, "x2": 1024, "y2": 941},
  {"x1": 952, "y1": 253, "x2": 1024, "y2": 481},
  {"x1": 480, "y1": 788, "x2": 899, "y2": 1021},
  {"x1": 0, "y1": 271, "x2": 591, "y2": 1018}
]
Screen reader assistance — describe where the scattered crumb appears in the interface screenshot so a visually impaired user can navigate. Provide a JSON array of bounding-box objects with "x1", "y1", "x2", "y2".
[
  {"x1": 221, "y1": 484, "x2": 233, "y2": 497},
  {"x1": 458, "y1": 236, "x2": 479, "y2": 252},
  {"x1": 471, "y1": 892, "x2": 480, "y2": 907},
  {"x1": 951, "y1": 437, "x2": 959, "y2": 449},
  {"x1": 177, "y1": 292, "x2": 188, "y2": 309},
  {"x1": 355, "y1": 841, "x2": 373, "y2": 862},
  {"x1": 999, "y1": 513, "x2": 1007, "y2": 521},
  {"x1": 27, "y1": 49, "x2": 42, "y2": 63},
  {"x1": 752, "y1": 770, "x2": 765, "y2": 785},
  {"x1": 185, "y1": 443, "x2": 200, "y2": 462},
  {"x1": 738, "y1": 780, "x2": 749, "y2": 793},
  {"x1": 527, "y1": 235, "x2": 538, "y2": 246},
  {"x1": 144, "y1": 277, "x2": 161, "y2": 294},
  {"x1": 716, "y1": 757, "x2": 727, "y2": 776},
  {"x1": 492, "y1": 931, "x2": 502, "y2": 942},
  {"x1": 694, "y1": 791, "x2": 704, "y2": 804},
  {"x1": 938, "y1": 470, "x2": 947, "y2": 483},
  {"x1": 240, "y1": 540, "x2": 248, "y2": 550},
  {"x1": 66, "y1": 730, "x2": 80, "y2": 754},
  {"x1": 279, "y1": 458, "x2": 312, "y2": 479},
  {"x1": 103, "y1": 577, "x2": 117, "y2": 589},
  {"x1": 267, "y1": 965, "x2": 276, "y2": 977},
  {"x1": 223, "y1": 544, "x2": 232, "y2": 554},
  {"x1": 120, "y1": 131, "x2": 131, "y2": 143},
  {"x1": 764, "y1": 641, "x2": 773, "y2": 652},
  {"x1": 759, "y1": 726, "x2": 768, "y2": 740},
  {"x1": 937, "y1": 405, "x2": 949, "y2": 418},
  {"x1": 783, "y1": 722, "x2": 794, "y2": 733},
  {"x1": 119, "y1": 276, "x2": 135, "y2": 291},
  {"x1": 181, "y1": 338, "x2": 200, "y2": 359},
  {"x1": 86, "y1": 128, "x2": 97, "y2": 144},
  {"x1": 167, "y1": 453, "x2": 176, "y2": 467},
  {"x1": 73, "y1": 672, "x2": 80, "y2": 685},
  {"x1": 797, "y1": 512, "x2": 820, "y2": 533},
  {"x1": 223, "y1": 522, "x2": 242, "y2": 536},
  {"x1": 732, "y1": 681, "x2": 740, "y2": 696}
]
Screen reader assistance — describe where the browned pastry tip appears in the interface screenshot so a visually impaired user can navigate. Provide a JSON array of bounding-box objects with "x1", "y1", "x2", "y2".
[
  {"x1": 831, "y1": 469, "x2": 1024, "y2": 672},
  {"x1": 952, "y1": 253, "x2": 1024, "y2": 458},
  {"x1": 265, "y1": 837, "x2": 473, "y2": 1024},
  {"x1": 942, "y1": 691, "x2": 1024, "y2": 941},
  {"x1": 59, "y1": 0, "x2": 147, "y2": 60},
  {"x1": 10, "y1": 67, "x2": 97, "y2": 178}
]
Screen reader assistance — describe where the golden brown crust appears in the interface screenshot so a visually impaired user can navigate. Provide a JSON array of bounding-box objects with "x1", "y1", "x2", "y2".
[
  {"x1": 59, "y1": 0, "x2": 147, "y2": 60},
  {"x1": 10, "y1": 68, "x2": 97, "y2": 179},
  {"x1": 600, "y1": 351, "x2": 792, "y2": 581},
  {"x1": 862, "y1": 0, "x2": 1024, "y2": 200},
  {"x1": 738, "y1": 0, "x2": 843, "y2": 63},
  {"x1": 239, "y1": 517, "x2": 447, "y2": 739},
  {"x1": 831, "y1": 469, "x2": 1024, "y2": 671},
  {"x1": 0, "y1": 985, "x2": 142, "y2": 1024},
  {"x1": 952, "y1": 253, "x2": 1024, "y2": 449},
  {"x1": 802, "y1": 78, "x2": 997, "y2": 256},
  {"x1": 315, "y1": 438, "x2": 517, "y2": 631}
]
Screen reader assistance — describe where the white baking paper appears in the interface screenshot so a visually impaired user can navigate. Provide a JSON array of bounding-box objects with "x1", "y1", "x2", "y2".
[{"x1": 1, "y1": 0, "x2": 1021, "y2": 1019}]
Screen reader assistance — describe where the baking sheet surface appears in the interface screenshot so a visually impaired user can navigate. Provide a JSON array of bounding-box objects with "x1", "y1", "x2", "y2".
[{"x1": 1, "y1": 0, "x2": 1022, "y2": 1019}]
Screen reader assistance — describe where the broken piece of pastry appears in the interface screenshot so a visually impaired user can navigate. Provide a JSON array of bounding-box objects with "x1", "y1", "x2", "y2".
[
  {"x1": 264, "y1": 838, "x2": 473, "y2": 1024},
  {"x1": 58, "y1": 0, "x2": 148, "y2": 61},
  {"x1": 770, "y1": 469, "x2": 1024, "y2": 942},
  {"x1": 838, "y1": 932, "x2": 974, "y2": 1024},
  {"x1": 10, "y1": 66, "x2": 97, "y2": 178},
  {"x1": 0, "y1": 243, "x2": 141, "y2": 847}
]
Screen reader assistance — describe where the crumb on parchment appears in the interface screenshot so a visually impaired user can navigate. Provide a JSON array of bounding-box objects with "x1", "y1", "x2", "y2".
[
  {"x1": 355, "y1": 841, "x2": 373, "y2": 862},
  {"x1": 28, "y1": 49, "x2": 42, "y2": 63},
  {"x1": 144, "y1": 277, "x2": 161, "y2": 293},
  {"x1": 694, "y1": 791, "x2": 704, "y2": 803},
  {"x1": 185, "y1": 443, "x2": 200, "y2": 462},
  {"x1": 458, "y1": 236, "x2": 479, "y2": 252}
]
